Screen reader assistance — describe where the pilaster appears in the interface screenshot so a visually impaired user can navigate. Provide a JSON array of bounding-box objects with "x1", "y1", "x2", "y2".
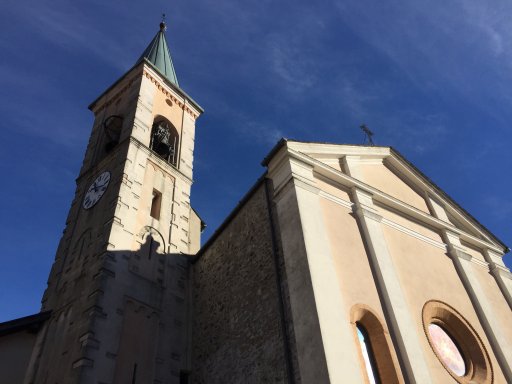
[
  {"x1": 444, "y1": 232, "x2": 512, "y2": 381},
  {"x1": 350, "y1": 186, "x2": 433, "y2": 384},
  {"x1": 269, "y1": 156, "x2": 364, "y2": 384},
  {"x1": 484, "y1": 249, "x2": 512, "y2": 310},
  {"x1": 426, "y1": 195, "x2": 512, "y2": 378}
]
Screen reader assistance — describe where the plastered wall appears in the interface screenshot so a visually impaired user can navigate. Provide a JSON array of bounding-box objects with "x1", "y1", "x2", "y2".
[
  {"x1": 359, "y1": 163, "x2": 430, "y2": 213},
  {"x1": 381, "y1": 216, "x2": 508, "y2": 382}
]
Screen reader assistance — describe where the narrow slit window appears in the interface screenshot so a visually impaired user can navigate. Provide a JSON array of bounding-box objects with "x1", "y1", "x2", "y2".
[
  {"x1": 150, "y1": 190, "x2": 162, "y2": 220},
  {"x1": 356, "y1": 323, "x2": 381, "y2": 384}
]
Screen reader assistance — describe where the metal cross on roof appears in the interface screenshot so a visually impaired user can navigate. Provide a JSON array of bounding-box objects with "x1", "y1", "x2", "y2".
[{"x1": 360, "y1": 124, "x2": 375, "y2": 146}]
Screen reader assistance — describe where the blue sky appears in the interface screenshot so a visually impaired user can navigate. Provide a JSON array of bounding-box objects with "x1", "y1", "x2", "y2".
[{"x1": 1, "y1": 0, "x2": 511, "y2": 322}]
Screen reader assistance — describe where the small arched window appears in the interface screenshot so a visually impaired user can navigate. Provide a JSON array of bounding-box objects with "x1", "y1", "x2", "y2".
[
  {"x1": 351, "y1": 305, "x2": 402, "y2": 383},
  {"x1": 356, "y1": 323, "x2": 381, "y2": 384},
  {"x1": 150, "y1": 118, "x2": 179, "y2": 166}
]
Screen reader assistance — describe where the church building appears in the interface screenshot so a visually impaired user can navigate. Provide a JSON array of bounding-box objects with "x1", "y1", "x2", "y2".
[{"x1": 0, "y1": 22, "x2": 511, "y2": 384}]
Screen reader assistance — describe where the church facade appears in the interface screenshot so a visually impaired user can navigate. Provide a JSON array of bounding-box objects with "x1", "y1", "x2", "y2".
[
  {"x1": 1, "y1": 22, "x2": 511, "y2": 384},
  {"x1": 191, "y1": 140, "x2": 512, "y2": 384}
]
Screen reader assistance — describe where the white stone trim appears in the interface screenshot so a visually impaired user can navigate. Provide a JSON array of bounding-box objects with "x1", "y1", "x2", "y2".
[
  {"x1": 485, "y1": 249, "x2": 512, "y2": 310},
  {"x1": 281, "y1": 146, "x2": 504, "y2": 255},
  {"x1": 469, "y1": 257, "x2": 490, "y2": 269},
  {"x1": 318, "y1": 190, "x2": 353, "y2": 210},
  {"x1": 293, "y1": 183, "x2": 364, "y2": 384},
  {"x1": 446, "y1": 238, "x2": 512, "y2": 381},
  {"x1": 315, "y1": 183, "x2": 450, "y2": 252},
  {"x1": 350, "y1": 186, "x2": 434, "y2": 384},
  {"x1": 286, "y1": 141, "x2": 501, "y2": 250},
  {"x1": 379, "y1": 218, "x2": 446, "y2": 250},
  {"x1": 269, "y1": 155, "x2": 365, "y2": 384},
  {"x1": 385, "y1": 157, "x2": 496, "y2": 246}
]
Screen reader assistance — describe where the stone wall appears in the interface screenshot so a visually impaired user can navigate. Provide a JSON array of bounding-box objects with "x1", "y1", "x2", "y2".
[{"x1": 191, "y1": 182, "x2": 289, "y2": 384}]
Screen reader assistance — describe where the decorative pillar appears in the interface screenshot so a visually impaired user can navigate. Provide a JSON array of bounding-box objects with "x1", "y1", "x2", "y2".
[
  {"x1": 427, "y1": 195, "x2": 512, "y2": 380},
  {"x1": 350, "y1": 187, "x2": 433, "y2": 384},
  {"x1": 444, "y1": 232, "x2": 512, "y2": 382},
  {"x1": 269, "y1": 156, "x2": 364, "y2": 384},
  {"x1": 484, "y1": 249, "x2": 512, "y2": 310},
  {"x1": 343, "y1": 156, "x2": 433, "y2": 383}
]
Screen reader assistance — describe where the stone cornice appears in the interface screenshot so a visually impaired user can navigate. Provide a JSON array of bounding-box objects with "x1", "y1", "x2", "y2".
[
  {"x1": 88, "y1": 61, "x2": 203, "y2": 121},
  {"x1": 128, "y1": 137, "x2": 193, "y2": 185},
  {"x1": 142, "y1": 66, "x2": 201, "y2": 120},
  {"x1": 317, "y1": 190, "x2": 353, "y2": 210},
  {"x1": 269, "y1": 145, "x2": 505, "y2": 255},
  {"x1": 89, "y1": 65, "x2": 143, "y2": 113},
  {"x1": 77, "y1": 137, "x2": 193, "y2": 185},
  {"x1": 490, "y1": 264, "x2": 512, "y2": 280},
  {"x1": 76, "y1": 139, "x2": 129, "y2": 183},
  {"x1": 384, "y1": 155, "x2": 497, "y2": 246},
  {"x1": 316, "y1": 186, "x2": 447, "y2": 250},
  {"x1": 354, "y1": 206, "x2": 383, "y2": 223},
  {"x1": 380, "y1": 218, "x2": 447, "y2": 250},
  {"x1": 316, "y1": 187, "x2": 448, "y2": 251}
]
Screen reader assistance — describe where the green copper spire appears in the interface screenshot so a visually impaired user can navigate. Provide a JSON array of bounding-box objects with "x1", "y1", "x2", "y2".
[{"x1": 137, "y1": 20, "x2": 179, "y2": 86}]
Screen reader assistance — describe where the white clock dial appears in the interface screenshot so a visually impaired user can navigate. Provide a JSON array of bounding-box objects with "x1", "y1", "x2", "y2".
[{"x1": 83, "y1": 171, "x2": 111, "y2": 210}]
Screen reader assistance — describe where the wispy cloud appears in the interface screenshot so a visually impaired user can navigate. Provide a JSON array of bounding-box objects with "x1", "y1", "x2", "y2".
[
  {"x1": 0, "y1": 88, "x2": 88, "y2": 150},
  {"x1": 228, "y1": 108, "x2": 284, "y2": 146},
  {"x1": 334, "y1": 0, "x2": 512, "y2": 121},
  {"x1": 484, "y1": 195, "x2": 512, "y2": 221},
  {"x1": 20, "y1": 3, "x2": 132, "y2": 70},
  {"x1": 267, "y1": 36, "x2": 316, "y2": 94},
  {"x1": 383, "y1": 112, "x2": 449, "y2": 154}
]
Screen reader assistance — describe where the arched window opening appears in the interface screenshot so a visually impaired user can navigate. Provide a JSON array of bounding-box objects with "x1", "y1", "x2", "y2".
[
  {"x1": 150, "y1": 118, "x2": 179, "y2": 166},
  {"x1": 356, "y1": 323, "x2": 381, "y2": 384},
  {"x1": 351, "y1": 305, "x2": 402, "y2": 383},
  {"x1": 103, "y1": 115, "x2": 123, "y2": 152},
  {"x1": 150, "y1": 189, "x2": 162, "y2": 220}
]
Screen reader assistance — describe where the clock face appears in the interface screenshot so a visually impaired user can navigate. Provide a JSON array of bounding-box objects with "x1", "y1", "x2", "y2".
[{"x1": 83, "y1": 171, "x2": 111, "y2": 210}]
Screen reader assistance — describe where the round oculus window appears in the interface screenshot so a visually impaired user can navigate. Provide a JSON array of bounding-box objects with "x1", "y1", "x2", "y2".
[
  {"x1": 422, "y1": 300, "x2": 493, "y2": 384},
  {"x1": 428, "y1": 323, "x2": 465, "y2": 376}
]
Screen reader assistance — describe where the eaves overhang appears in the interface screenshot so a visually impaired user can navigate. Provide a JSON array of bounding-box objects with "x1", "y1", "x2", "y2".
[
  {"x1": 262, "y1": 139, "x2": 508, "y2": 254},
  {"x1": 0, "y1": 311, "x2": 52, "y2": 337},
  {"x1": 88, "y1": 59, "x2": 204, "y2": 114},
  {"x1": 388, "y1": 147, "x2": 509, "y2": 253}
]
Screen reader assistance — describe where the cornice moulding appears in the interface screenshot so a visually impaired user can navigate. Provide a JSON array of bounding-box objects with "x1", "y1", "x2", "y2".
[{"x1": 276, "y1": 146, "x2": 505, "y2": 256}]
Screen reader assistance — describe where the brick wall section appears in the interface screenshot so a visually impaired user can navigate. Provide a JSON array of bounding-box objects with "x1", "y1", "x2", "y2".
[{"x1": 191, "y1": 183, "x2": 289, "y2": 384}]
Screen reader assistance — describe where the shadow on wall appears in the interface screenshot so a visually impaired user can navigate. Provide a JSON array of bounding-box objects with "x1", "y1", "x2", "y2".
[{"x1": 0, "y1": 235, "x2": 194, "y2": 384}]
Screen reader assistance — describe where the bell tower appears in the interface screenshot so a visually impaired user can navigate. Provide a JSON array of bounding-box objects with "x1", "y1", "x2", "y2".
[{"x1": 25, "y1": 21, "x2": 203, "y2": 384}]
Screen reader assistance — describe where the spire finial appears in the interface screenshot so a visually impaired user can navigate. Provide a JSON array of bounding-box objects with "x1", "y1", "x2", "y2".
[{"x1": 160, "y1": 13, "x2": 167, "y2": 32}]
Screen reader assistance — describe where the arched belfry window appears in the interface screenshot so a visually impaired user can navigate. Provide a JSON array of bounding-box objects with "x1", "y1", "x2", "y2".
[
  {"x1": 103, "y1": 115, "x2": 123, "y2": 152},
  {"x1": 356, "y1": 323, "x2": 381, "y2": 384},
  {"x1": 150, "y1": 118, "x2": 179, "y2": 166}
]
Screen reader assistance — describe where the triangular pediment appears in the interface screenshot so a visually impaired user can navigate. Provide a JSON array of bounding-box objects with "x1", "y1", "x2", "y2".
[{"x1": 275, "y1": 140, "x2": 504, "y2": 250}]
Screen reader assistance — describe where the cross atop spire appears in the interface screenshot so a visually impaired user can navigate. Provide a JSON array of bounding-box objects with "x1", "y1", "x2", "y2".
[
  {"x1": 137, "y1": 18, "x2": 179, "y2": 86},
  {"x1": 160, "y1": 13, "x2": 167, "y2": 31}
]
